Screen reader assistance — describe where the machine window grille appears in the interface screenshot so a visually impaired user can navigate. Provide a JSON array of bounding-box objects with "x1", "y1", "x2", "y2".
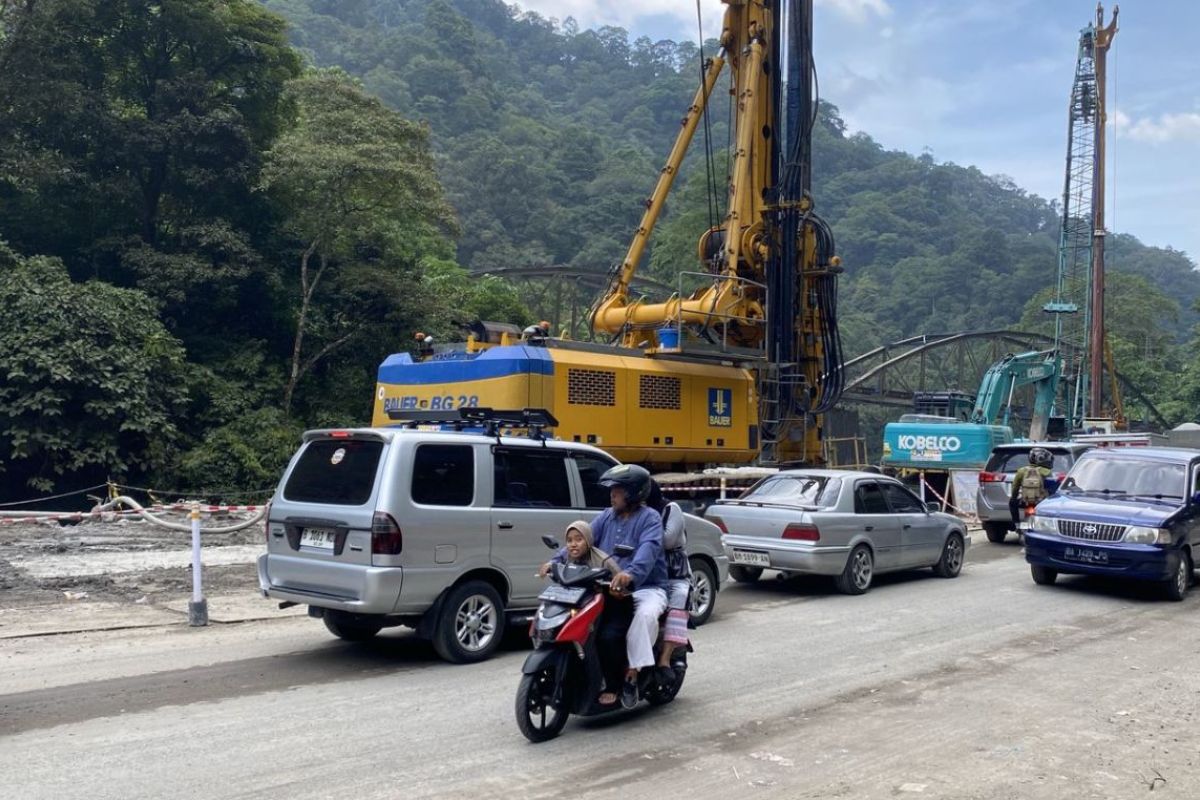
[
  {"x1": 638, "y1": 375, "x2": 681, "y2": 410},
  {"x1": 567, "y1": 368, "x2": 616, "y2": 406}
]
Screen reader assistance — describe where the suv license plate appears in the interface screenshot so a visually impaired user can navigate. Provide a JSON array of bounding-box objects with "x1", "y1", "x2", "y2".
[
  {"x1": 1063, "y1": 546, "x2": 1108, "y2": 565},
  {"x1": 300, "y1": 528, "x2": 336, "y2": 550},
  {"x1": 732, "y1": 549, "x2": 770, "y2": 567}
]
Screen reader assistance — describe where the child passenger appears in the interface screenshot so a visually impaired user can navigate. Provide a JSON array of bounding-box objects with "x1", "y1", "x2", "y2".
[
  {"x1": 540, "y1": 520, "x2": 614, "y2": 575},
  {"x1": 647, "y1": 481, "x2": 690, "y2": 678}
]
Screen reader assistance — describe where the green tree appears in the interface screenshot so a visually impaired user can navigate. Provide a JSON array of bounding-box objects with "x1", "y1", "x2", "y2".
[
  {"x1": 260, "y1": 69, "x2": 457, "y2": 412},
  {"x1": 0, "y1": 243, "x2": 189, "y2": 496}
]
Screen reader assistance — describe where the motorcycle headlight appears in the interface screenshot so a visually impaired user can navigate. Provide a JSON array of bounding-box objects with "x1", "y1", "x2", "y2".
[
  {"x1": 1123, "y1": 526, "x2": 1170, "y2": 545},
  {"x1": 1031, "y1": 515, "x2": 1058, "y2": 533}
]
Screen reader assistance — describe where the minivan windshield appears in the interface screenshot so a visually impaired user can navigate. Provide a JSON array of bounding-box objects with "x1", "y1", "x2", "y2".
[
  {"x1": 737, "y1": 475, "x2": 842, "y2": 508},
  {"x1": 1061, "y1": 457, "x2": 1186, "y2": 500},
  {"x1": 283, "y1": 439, "x2": 384, "y2": 505}
]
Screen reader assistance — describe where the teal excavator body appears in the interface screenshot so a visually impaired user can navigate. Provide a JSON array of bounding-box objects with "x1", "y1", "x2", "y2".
[{"x1": 882, "y1": 351, "x2": 1062, "y2": 471}]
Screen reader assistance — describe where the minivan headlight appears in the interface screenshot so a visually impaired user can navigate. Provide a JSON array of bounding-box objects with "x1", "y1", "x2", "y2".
[
  {"x1": 1031, "y1": 515, "x2": 1058, "y2": 533},
  {"x1": 1123, "y1": 526, "x2": 1169, "y2": 545}
]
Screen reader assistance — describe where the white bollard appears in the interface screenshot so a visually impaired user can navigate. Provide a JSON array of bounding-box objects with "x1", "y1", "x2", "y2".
[{"x1": 188, "y1": 502, "x2": 208, "y2": 626}]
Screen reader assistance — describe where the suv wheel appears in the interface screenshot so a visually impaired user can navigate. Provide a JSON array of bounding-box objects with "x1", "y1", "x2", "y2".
[
  {"x1": 323, "y1": 612, "x2": 384, "y2": 642},
  {"x1": 433, "y1": 580, "x2": 505, "y2": 663},
  {"x1": 1163, "y1": 550, "x2": 1192, "y2": 602},
  {"x1": 1030, "y1": 564, "x2": 1058, "y2": 586},
  {"x1": 688, "y1": 557, "x2": 717, "y2": 626},
  {"x1": 983, "y1": 522, "x2": 1008, "y2": 544}
]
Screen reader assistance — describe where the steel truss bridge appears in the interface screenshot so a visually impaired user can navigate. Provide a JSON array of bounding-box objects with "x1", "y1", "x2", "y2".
[
  {"x1": 466, "y1": 268, "x2": 1170, "y2": 430},
  {"x1": 835, "y1": 330, "x2": 1168, "y2": 429}
]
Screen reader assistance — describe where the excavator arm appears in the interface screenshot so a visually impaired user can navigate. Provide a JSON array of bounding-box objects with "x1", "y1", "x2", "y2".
[{"x1": 969, "y1": 351, "x2": 1062, "y2": 441}]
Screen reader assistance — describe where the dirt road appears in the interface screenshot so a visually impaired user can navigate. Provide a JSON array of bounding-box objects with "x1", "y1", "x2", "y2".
[{"x1": 1, "y1": 539, "x2": 1198, "y2": 799}]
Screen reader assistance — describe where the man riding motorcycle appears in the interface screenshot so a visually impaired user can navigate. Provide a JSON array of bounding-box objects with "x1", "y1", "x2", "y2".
[
  {"x1": 542, "y1": 464, "x2": 667, "y2": 708},
  {"x1": 1010, "y1": 446, "x2": 1055, "y2": 530}
]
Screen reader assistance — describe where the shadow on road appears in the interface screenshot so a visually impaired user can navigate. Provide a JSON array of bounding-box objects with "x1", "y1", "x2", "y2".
[{"x1": 0, "y1": 625, "x2": 533, "y2": 737}]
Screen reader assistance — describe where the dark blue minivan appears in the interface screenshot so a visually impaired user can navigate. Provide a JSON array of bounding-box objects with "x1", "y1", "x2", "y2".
[{"x1": 1024, "y1": 447, "x2": 1200, "y2": 601}]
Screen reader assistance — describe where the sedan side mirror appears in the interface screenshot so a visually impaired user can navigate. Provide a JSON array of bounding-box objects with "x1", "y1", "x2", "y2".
[
  {"x1": 541, "y1": 535, "x2": 560, "y2": 550},
  {"x1": 925, "y1": 501, "x2": 940, "y2": 513}
]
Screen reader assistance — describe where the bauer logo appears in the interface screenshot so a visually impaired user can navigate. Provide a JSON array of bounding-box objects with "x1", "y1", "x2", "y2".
[{"x1": 708, "y1": 388, "x2": 732, "y2": 427}]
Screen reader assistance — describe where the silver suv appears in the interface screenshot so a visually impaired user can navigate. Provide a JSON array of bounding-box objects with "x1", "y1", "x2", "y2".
[
  {"x1": 259, "y1": 426, "x2": 728, "y2": 663},
  {"x1": 976, "y1": 442, "x2": 1092, "y2": 543}
]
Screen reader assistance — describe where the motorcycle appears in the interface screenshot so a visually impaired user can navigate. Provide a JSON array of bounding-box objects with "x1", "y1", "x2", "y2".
[
  {"x1": 514, "y1": 537, "x2": 689, "y2": 743},
  {"x1": 1015, "y1": 475, "x2": 1062, "y2": 542}
]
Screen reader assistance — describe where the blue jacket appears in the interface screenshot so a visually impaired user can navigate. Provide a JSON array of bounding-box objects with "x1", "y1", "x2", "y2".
[{"x1": 589, "y1": 505, "x2": 667, "y2": 590}]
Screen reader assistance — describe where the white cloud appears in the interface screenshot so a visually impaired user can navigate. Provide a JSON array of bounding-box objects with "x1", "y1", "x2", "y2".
[
  {"x1": 821, "y1": 0, "x2": 892, "y2": 24},
  {"x1": 1118, "y1": 111, "x2": 1200, "y2": 144},
  {"x1": 509, "y1": 0, "x2": 891, "y2": 39}
]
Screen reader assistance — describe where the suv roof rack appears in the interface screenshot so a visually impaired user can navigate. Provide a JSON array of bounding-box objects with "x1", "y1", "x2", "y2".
[{"x1": 385, "y1": 407, "x2": 560, "y2": 440}]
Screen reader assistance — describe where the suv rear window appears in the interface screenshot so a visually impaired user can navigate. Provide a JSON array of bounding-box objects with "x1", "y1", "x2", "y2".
[
  {"x1": 283, "y1": 439, "x2": 384, "y2": 505},
  {"x1": 985, "y1": 449, "x2": 1075, "y2": 474}
]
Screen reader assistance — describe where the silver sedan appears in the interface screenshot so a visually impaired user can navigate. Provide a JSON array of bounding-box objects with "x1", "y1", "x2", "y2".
[{"x1": 707, "y1": 470, "x2": 969, "y2": 594}]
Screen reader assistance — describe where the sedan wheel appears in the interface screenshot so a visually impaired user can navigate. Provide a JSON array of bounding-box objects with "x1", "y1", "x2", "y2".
[
  {"x1": 835, "y1": 545, "x2": 873, "y2": 595},
  {"x1": 688, "y1": 557, "x2": 717, "y2": 626},
  {"x1": 729, "y1": 565, "x2": 763, "y2": 584},
  {"x1": 933, "y1": 532, "x2": 964, "y2": 578}
]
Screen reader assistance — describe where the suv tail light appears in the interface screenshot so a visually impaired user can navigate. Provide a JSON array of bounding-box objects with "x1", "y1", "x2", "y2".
[
  {"x1": 979, "y1": 471, "x2": 1004, "y2": 483},
  {"x1": 371, "y1": 512, "x2": 403, "y2": 555},
  {"x1": 782, "y1": 523, "x2": 820, "y2": 541},
  {"x1": 708, "y1": 515, "x2": 728, "y2": 535}
]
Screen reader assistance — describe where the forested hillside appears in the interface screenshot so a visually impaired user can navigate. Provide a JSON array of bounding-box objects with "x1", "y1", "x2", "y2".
[
  {"x1": 1, "y1": 0, "x2": 1197, "y2": 499},
  {"x1": 265, "y1": 0, "x2": 1199, "y2": 347}
]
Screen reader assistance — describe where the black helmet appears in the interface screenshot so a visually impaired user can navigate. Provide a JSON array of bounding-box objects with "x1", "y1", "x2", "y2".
[
  {"x1": 599, "y1": 464, "x2": 652, "y2": 504},
  {"x1": 1029, "y1": 447, "x2": 1053, "y2": 468}
]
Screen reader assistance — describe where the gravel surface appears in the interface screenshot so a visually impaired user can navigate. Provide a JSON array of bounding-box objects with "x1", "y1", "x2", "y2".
[{"x1": 2, "y1": 539, "x2": 1198, "y2": 799}]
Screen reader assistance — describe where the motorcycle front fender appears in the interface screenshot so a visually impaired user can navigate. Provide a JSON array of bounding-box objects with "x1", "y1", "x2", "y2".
[{"x1": 521, "y1": 646, "x2": 568, "y2": 675}]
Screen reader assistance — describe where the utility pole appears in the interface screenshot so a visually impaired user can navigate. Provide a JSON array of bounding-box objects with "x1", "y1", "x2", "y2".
[{"x1": 1089, "y1": 3, "x2": 1118, "y2": 418}]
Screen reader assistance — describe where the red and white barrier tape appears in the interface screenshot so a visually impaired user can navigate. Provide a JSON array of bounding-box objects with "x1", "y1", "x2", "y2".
[
  {"x1": 0, "y1": 503, "x2": 264, "y2": 527},
  {"x1": 919, "y1": 476, "x2": 977, "y2": 520}
]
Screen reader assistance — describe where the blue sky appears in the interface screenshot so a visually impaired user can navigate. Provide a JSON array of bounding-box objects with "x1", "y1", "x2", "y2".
[{"x1": 513, "y1": 0, "x2": 1200, "y2": 266}]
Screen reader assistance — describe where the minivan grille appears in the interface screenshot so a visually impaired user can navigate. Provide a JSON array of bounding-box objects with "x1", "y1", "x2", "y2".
[
  {"x1": 638, "y1": 374, "x2": 681, "y2": 410},
  {"x1": 1056, "y1": 519, "x2": 1126, "y2": 542},
  {"x1": 568, "y1": 368, "x2": 616, "y2": 406}
]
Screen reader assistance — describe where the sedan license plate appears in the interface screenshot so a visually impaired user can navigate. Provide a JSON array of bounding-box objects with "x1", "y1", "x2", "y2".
[
  {"x1": 300, "y1": 527, "x2": 336, "y2": 550},
  {"x1": 1063, "y1": 546, "x2": 1108, "y2": 565},
  {"x1": 732, "y1": 549, "x2": 771, "y2": 567}
]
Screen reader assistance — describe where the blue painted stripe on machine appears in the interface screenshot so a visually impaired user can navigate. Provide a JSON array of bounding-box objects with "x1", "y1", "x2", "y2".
[{"x1": 377, "y1": 346, "x2": 554, "y2": 384}]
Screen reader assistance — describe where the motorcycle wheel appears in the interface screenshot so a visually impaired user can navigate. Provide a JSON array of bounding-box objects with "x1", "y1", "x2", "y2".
[
  {"x1": 515, "y1": 669, "x2": 569, "y2": 743},
  {"x1": 645, "y1": 659, "x2": 686, "y2": 706}
]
